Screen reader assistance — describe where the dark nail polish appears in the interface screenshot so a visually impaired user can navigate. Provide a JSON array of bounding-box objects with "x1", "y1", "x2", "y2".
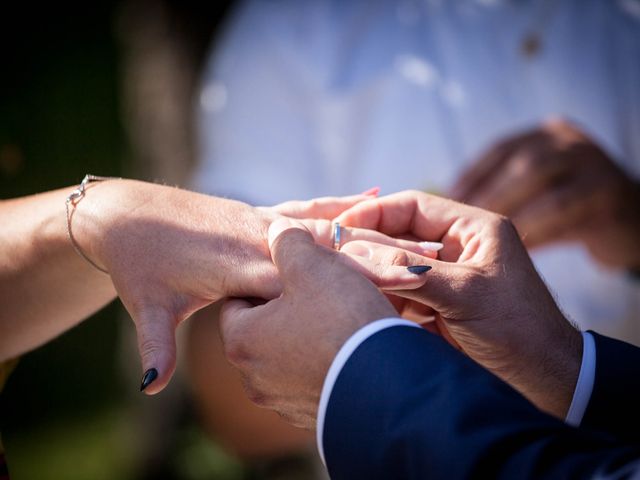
[
  {"x1": 140, "y1": 368, "x2": 158, "y2": 391},
  {"x1": 407, "y1": 265, "x2": 432, "y2": 275}
]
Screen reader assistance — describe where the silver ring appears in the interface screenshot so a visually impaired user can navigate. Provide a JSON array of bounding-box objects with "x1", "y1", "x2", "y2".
[{"x1": 332, "y1": 222, "x2": 341, "y2": 250}]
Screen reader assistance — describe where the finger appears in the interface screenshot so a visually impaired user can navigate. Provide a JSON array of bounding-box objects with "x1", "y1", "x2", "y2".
[
  {"x1": 399, "y1": 299, "x2": 436, "y2": 324},
  {"x1": 402, "y1": 300, "x2": 436, "y2": 321},
  {"x1": 511, "y1": 179, "x2": 592, "y2": 249},
  {"x1": 267, "y1": 192, "x2": 377, "y2": 220},
  {"x1": 465, "y1": 148, "x2": 572, "y2": 215},
  {"x1": 219, "y1": 297, "x2": 258, "y2": 367},
  {"x1": 340, "y1": 240, "x2": 464, "y2": 310},
  {"x1": 449, "y1": 135, "x2": 520, "y2": 201},
  {"x1": 335, "y1": 190, "x2": 486, "y2": 244},
  {"x1": 300, "y1": 218, "x2": 441, "y2": 259},
  {"x1": 340, "y1": 241, "x2": 437, "y2": 291},
  {"x1": 385, "y1": 293, "x2": 410, "y2": 315},
  {"x1": 128, "y1": 304, "x2": 179, "y2": 395},
  {"x1": 268, "y1": 217, "x2": 331, "y2": 288},
  {"x1": 219, "y1": 298, "x2": 255, "y2": 341},
  {"x1": 268, "y1": 218, "x2": 429, "y2": 291},
  {"x1": 341, "y1": 226, "x2": 442, "y2": 258}
]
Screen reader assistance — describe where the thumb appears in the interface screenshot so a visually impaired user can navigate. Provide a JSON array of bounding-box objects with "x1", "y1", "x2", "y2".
[
  {"x1": 268, "y1": 217, "x2": 326, "y2": 287},
  {"x1": 130, "y1": 304, "x2": 178, "y2": 395}
]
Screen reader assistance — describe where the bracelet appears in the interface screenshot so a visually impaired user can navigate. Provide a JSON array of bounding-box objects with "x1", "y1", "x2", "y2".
[{"x1": 65, "y1": 174, "x2": 121, "y2": 274}]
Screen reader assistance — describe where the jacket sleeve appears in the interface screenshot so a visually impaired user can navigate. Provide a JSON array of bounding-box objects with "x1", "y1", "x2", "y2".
[
  {"x1": 581, "y1": 332, "x2": 640, "y2": 441},
  {"x1": 322, "y1": 326, "x2": 640, "y2": 480}
]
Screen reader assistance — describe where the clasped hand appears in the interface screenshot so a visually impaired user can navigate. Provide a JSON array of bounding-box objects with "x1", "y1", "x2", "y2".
[{"x1": 221, "y1": 190, "x2": 583, "y2": 429}]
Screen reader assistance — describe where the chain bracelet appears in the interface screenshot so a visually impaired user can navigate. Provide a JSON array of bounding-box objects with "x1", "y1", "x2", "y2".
[{"x1": 65, "y1": 174, "x2": 121, "y2": 274}]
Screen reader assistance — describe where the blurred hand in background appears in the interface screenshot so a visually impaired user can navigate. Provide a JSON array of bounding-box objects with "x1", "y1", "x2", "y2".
[{"x1": 450, "y1": 119, "x2": 640, "y2": 270}]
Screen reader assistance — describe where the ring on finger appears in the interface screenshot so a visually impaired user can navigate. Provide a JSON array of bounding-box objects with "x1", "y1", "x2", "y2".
[{"x1": 332, "y1": 222, "x2": 342, "y2": 250}]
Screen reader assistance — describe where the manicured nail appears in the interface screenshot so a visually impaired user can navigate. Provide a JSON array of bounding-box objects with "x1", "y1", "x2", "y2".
[
  {"x1": 407, "y1": 265, "x2": 432, "y2": 275},
  {"x1": 360, "y1": 186, "x2": 380, "y2": 197},
  {"x1": 140, "y1": 368, "x2": 158, "y2": 391},
  {"x1": 419, "y1": 241, "x2": 444, "y2": 252}
]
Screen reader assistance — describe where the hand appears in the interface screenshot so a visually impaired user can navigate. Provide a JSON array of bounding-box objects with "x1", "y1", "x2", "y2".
[
  {"x1": 450, "y1": 119, "x2": 640, "y2": 269},
  {"x1": 74, "y1": 181, "x2": 428, "y2": 393},
  {"x1": 336, "y1": 191, "x2": 583, "y2": 418},
  {"x1": 219, "y1": 218, "x2": 406, "y2": 429}
]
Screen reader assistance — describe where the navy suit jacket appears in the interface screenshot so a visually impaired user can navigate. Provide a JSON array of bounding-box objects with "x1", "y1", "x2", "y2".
[{"x1": 323, "y1": 327, "x2": 640, "y2": 479}]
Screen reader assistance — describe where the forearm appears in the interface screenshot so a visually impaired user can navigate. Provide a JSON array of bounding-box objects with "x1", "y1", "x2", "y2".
[{"x1": 0, "y1": 187, "x2": 116, "y2": 361}]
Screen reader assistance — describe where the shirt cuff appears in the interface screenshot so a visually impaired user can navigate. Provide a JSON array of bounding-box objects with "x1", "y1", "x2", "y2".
[
  {"x1": 565, "y1": 331, "x2": 596, "y2": 427},
  {"x1": 316, "y1": 317, "x2": 420, "y2": 466}
]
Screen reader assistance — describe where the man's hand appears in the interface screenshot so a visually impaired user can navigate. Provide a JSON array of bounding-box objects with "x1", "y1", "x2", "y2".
[
  {"x1": 450, "y1": 119, "x2": 640, "y2": 269},
  {"x1": 219, "y1": 218, "x2": 402, "y2": 429},
  {"x1": 336, "y1": 191, "x2": 583, "y2": 418}
]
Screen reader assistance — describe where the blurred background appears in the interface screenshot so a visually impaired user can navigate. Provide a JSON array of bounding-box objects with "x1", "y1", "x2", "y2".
[
  {"x1": 0, "y1": 1, "x2": 243, "y2": 479},
  {"x1": 1, "y1": 1, "x2": 639, "y2": 479}
]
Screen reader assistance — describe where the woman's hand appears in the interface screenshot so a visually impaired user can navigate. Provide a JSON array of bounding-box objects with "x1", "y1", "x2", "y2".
[{"x1": 73, "y1": 181, "x2": 431, "y2": 393}]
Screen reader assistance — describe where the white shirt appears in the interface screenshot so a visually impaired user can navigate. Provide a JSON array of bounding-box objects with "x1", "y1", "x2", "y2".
[
  {"x1": 194, "y1": 0, "x2": 640, "y2": 344},
  {"x1": 316, "y1": 319, "x2": 596, "y2": 466}
]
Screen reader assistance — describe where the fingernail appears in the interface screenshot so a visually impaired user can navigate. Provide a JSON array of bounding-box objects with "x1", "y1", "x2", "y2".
[
  {"x1": 419, "y1": 241, "x2": 444, "y2": 252},
  {"x1": 360, "y1": 186, "x2": 380, "y2": 197},
  {"x1": 140, "y1": 368, "x2": 158, "y2": 391},
  {"x1": 407, "y1": 265, "x2": 432, "y2": 275}
]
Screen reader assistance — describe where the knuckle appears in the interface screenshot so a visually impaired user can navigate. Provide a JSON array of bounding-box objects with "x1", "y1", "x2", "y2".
[
  {"x1": 382, "y1": 248, "x2": 410, "y2": 267},
  {"x1": 517, "y1": 151, "x2": 538, "y2": 171},
  {"x1": 223, "y1": 335, "x2": 251, "y2": 367},
  {"x1": 275, "y1": 200, "x2": 295, "y2": 214},
  {"x1": 489, "y1": 214, "x2": 519, "y2": 240},
  {"x1": 244, "y1": 385, "x2": 271, "y2": 408},
  {"x1": 307, "y1": 198, "x2": 321, "y2": 212},
  {"x1": 406, "y1": 189, "x2": 430, "y2": 203},
  {"x1": 493, "y1": 214, "x2": 515, "y2": 232}
]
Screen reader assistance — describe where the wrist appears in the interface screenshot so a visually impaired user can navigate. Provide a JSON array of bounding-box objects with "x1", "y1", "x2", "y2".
[
  {"x1": 512, "y1": 320, "x2": 582, "y2": 418},
  {"x1": 69, "y1": 178, "x2": 134, "y2": 273}
]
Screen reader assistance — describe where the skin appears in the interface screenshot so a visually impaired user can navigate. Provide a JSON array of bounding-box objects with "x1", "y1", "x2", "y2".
[
  {"x1": 220, "y1": 219, "x2": 398, "y2": 429},
  {"x1": 450, "y1": 119, "x2": 640, "y2": 269},
  {"x1": 0, "y1": 180, "x2": 428, "y2": 395},
  {"x1": 336, "y1": 191, "x2": 583, "y2": 419},
  {"x1": 187, "y1": 302, "x2": 317, "y2": 459},
  {"x1": 221, "y1": 199, "x2": 582, "y2": 426},
  {"x1": 185, "y1": 191, "x2": 437, "y2": 459}
]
